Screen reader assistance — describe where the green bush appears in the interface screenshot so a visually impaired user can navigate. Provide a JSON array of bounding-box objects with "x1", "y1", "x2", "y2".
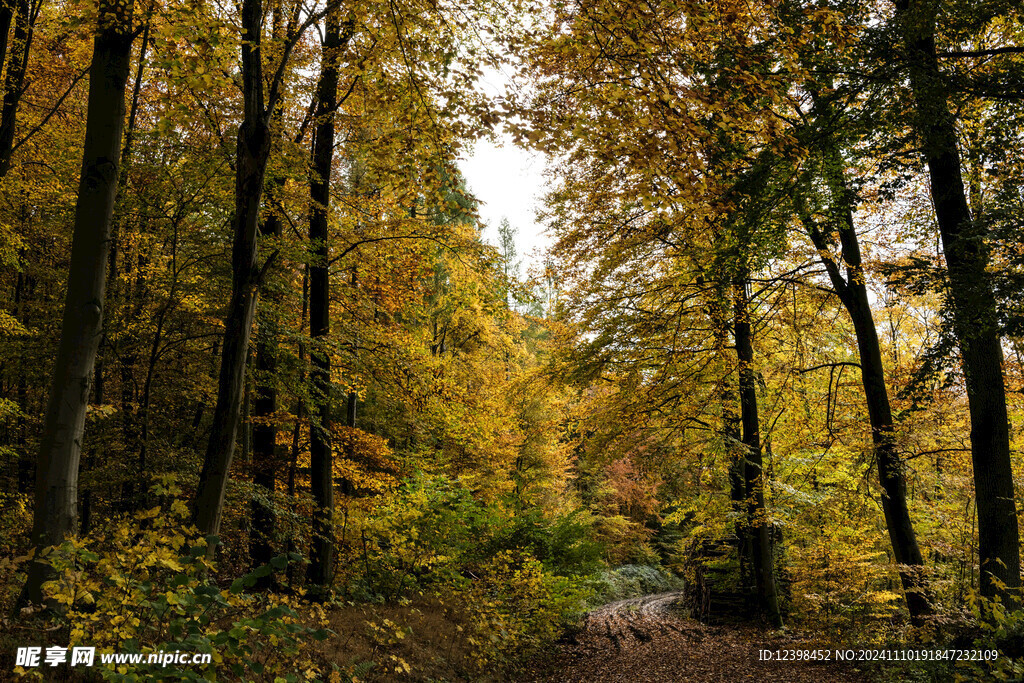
[
  {"x1": 482, "y1": 506, "x2": 604, "y2": 577},
  {"x1": 338, "y1": 474, "x2": 598, "y2": 670},
  {"x1": 584, "y1": 564, "x2": 684, "y2": 606},
  {"x1": 26, "y1": 477, "x2": 330, "y2": 682},
  {"x1": 346, "y1": 474, "x2": 604, "y2": 600},
  {"x1": 458, "y1": 549, "x2": 591, "y2": 668}
]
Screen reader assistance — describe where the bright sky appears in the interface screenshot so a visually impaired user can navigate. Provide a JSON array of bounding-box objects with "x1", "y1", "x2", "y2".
[{"x1": 459, "y1": 134, "x2": 551, "y2": 273}]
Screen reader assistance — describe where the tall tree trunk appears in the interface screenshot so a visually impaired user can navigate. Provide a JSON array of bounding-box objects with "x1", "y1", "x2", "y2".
[
  {"x1": 894, "y1": 0, "x2": 1020, "y2": 601},
  {"x1": 0, "y1": 0, "x2": 33, "y2": 177},
  {"x1": 307, "y1": 9, "x2": 345, "y2": 590},
  {"x1": 250, "y1": 184, "x2": 283, "y2": 581},
  {"x1": 99, "y1": 11, "x2": 148, "y2": 450},
  {"x1": 192, "y1": 0, "x2": 274, "y2": 541},
  {"x1": 722, "y1": 371, "x2": 750, "y2": 596},
  {"x1": 0, "y1": 0, "x2": 15, "y2": 79},
  {"x1": 247, "y1": 0, "x2": 288, "y2": 584},
  {"x1": 733, "y1": 277, "x2": 783, "y2": 628},
  {"x1": 796, "y1": 135, "x2": 933, "y2": 621},
  {"x1": 101, "y1": 7, "x2": 149, "y2": 357},
  {"x1": 13, "y1": 268, "x2": 32, "y2": 492},
  {"x1": 709, "y1": 288, "x2": 750, "y2": 589},
  {"x1": 20, "y1": 0, "x2": 135, "y2": 605},
  {"x1": 286, "y1": 266, "x2": 308, "y2": 590}
]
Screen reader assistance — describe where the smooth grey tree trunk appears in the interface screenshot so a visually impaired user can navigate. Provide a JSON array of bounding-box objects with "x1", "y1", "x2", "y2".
[{"x1": 20, "y1": 0, "x2": 134, "y2": 606}]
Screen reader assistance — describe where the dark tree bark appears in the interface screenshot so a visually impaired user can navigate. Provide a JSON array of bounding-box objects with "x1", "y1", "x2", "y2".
[
  {"x1": 247, "y1": 0, "x2": 290, "y2": 581},
  {"x1": 104, "y1": 22, "x2": 150, "y2": 510},
  {"x1": 192, "y1": 0, "x2": 328, "y2": 547},
  {"x1": 286, "y1": 266, "x2": 308, "y2": 590},
  {"x1": 0, "y1": 0, "x2": 34, "y2": 177},
  {"x1": 192, "y1": 0, "x2": 276, "y2": 540},
  {"x1": 894, "y1": 0, "x2": 1020, "y2": 601},
  {"x1": 733, "y1": 277, "x2": 783, "y2": 628},
  {"x1": 250, "y1": 185, "x2": 284, "y2": 582},
  {"x1": 0, "y1": 0, "x2": 14, "y2": 76},
  {"x1": 104, "y1": 8, "x2": 149, "y2": 300},
  {"x1": 712, "y1": 298, "x2": 745, "y2": 512},
  {"x1": 709, "y1": 289, "x2": 750, "y2": 586},
  {"x1": 20, "y1": 0, "x2": 135, "y2": 605},
  {"x1": 307, "y1": 9, "x2": 347, "y2": 590},
  {"x1": 795, "y1": 125, "x2": 933, "y2": 621}
]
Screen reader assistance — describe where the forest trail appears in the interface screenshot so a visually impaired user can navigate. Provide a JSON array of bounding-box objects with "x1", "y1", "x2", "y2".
[{"x1": 525, "y1": 593, "x2": 869, "y2": 682}]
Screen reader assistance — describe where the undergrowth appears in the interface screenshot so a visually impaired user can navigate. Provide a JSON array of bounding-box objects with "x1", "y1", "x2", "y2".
[{"x1": 584, "y1": 564, "x2": 684, "y2": 607}]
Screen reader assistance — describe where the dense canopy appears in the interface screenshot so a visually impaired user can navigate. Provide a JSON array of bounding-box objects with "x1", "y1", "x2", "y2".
[{"x1": 2, "y1": 0, "x2": 1024, "y2": 680}]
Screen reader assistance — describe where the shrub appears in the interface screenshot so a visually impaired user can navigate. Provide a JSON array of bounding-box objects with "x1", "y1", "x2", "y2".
[
  {"x1": 458, "y1": 549, "x2": 591, "y2": 669},
  {"x1": 331, "y1": 474, "x2": 596, "y2": 675},
  {"x1": 19, "y1": 476, "x2": 331, "y2": 682},
  {"x1": 481, "y1": 506, "x2": 604, "y2": 577},
  {"x1": 343, "y1": 474, "x2": 604, "y2": 601},
  {"x1": 342, "y1": 474, "x2": 496, "y2": 600}
]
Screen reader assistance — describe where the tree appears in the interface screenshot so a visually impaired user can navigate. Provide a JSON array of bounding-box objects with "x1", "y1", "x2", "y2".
[
  {"x1": 794, "y1": 138, "x2": 932, "y2": 619},
  {"x1": 307, "y1": 6, "x2": 351, "y2": 590},
  {"x1": 192, "y1": 0, "x2": 318, "y2": 541},
  {"x1": 21, "y1": 0, "x2": 135, "y2": 605},
  {"x1": 249, "y1": 181, "x2": 285, "y2": 583},
  {"x1": 0, "y1": 0, "x2": 37, "y2": 177},
  {"x1": 782, "y1": 34, "x2": 934, "y2": 614},
  {"x1": 733, "y1": 275, "x2": 783, "y2": 627},
  {"x1": 894, "y1": 0, "x2": 1020, "y2": 600}
]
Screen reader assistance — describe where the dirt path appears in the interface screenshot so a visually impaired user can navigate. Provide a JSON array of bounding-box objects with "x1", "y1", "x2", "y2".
[{"x1": 524, "y1": 592, "x2": 870, "y2": 682}]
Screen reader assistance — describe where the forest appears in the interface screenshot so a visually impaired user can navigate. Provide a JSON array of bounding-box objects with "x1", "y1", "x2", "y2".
[{"x1": 1, "y1": 0, "x2": 1024, "y2": 680}]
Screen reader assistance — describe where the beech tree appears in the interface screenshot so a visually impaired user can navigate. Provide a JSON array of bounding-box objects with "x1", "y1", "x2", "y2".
[
  {"x1": 307, "y1": 7, "x2": 350, "y2": 589},
  {"x1": 192, "y1": 0, "x2": 319, "y2": 540},
  {"x1": 894, "y1": 0, "x2": 1021, "y2": 600},
  {"x1": 0, "y1": 0, "x2": 36, "y2": 177},
  {"x1": 732, "y1": 275, "x2": 783, "y2": 627},
  {"x1": 794, "y1": 140, "x2": 933, "y2": 619},
  {"x1": 782, "y1": 31, "x2": 934, "y2": 614},
  {"x1": 21, "y1": 0, "x2": 135, "y2": 604}
]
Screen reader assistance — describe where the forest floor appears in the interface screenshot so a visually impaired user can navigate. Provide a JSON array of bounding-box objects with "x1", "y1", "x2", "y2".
[{"x1": 523, "y1": 592, "x2": 870, "y2": 682}]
